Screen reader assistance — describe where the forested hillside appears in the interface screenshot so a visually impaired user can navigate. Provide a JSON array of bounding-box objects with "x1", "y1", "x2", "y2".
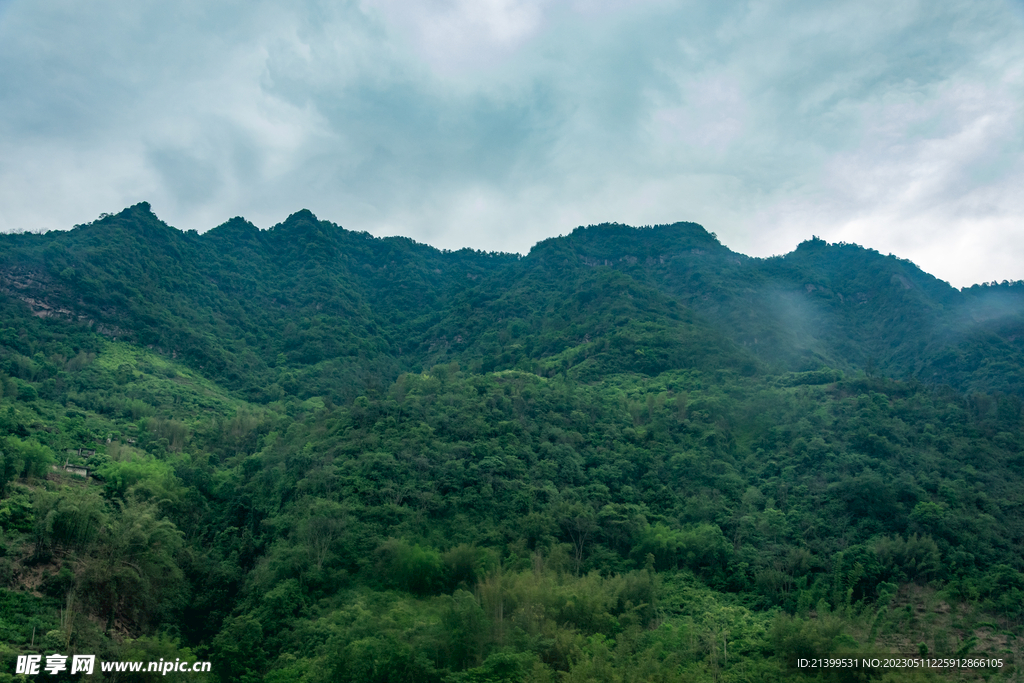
[{"x1": 0, "y1": 205, "x2": 1022, "y2": 681}]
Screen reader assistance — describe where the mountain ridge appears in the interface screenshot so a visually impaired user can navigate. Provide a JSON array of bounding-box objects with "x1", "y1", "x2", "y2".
[{"x1": 1, "y1": 203, "x2": 1022, "y2": 398}]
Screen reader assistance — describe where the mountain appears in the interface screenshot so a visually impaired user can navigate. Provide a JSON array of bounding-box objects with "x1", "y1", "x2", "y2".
[
  {"x1": 2, "y1": 203, "x2": 1022, "y2": 398},
  {"x1": 0, "y1": 204, "x2": 1022, "y2": 682}
]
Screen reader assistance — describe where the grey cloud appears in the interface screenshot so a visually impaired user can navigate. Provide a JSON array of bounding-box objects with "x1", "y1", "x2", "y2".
[
  {"x1": 0, "y1": 0, "x2": 1021, "y2": 285},
  {"x1": 147, "y1": 148, "x2": 224, "y2": 206}
]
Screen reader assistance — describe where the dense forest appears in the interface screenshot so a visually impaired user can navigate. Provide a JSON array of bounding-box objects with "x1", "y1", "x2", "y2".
[{"x1": 1, "y1": 203, "x2": 1023, "y2": 681}]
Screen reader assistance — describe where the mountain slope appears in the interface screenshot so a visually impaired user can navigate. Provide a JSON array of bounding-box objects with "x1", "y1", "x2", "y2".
[
  {"x1": 1, "y1": 204, "x2": 1024, "y2": 681},
  {"x1": 1, "y1": 205, "x2": 1022, "y2": 401}
]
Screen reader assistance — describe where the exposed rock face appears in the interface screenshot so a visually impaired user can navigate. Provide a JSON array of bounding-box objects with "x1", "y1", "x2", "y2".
[{"x1": 0, "y1": 267, "x2": 69, "y2": 318}]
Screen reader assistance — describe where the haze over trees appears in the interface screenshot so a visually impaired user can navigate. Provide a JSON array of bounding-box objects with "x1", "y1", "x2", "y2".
[{"x1": 1, "y1": 203, "x2": 1022, "y2": 681}]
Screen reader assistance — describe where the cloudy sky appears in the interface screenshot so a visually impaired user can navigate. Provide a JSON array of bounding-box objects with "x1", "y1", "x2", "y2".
[{"x1": 1, "y1": 0, "x2": 1022, "y2": 287}]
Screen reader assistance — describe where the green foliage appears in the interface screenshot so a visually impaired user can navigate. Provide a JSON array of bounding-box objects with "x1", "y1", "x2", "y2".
[
  {"x1": 0, "y1": 437, "x2": 53, "y2": 490},
  {"x1": 375, "y1": 539, "x2": 446, "y2": 595},
  {"x1": 0, "y1": 484, "x2": 33, "y2": 533},
  {"x1": 34, "y1": 486, "x2": 106, "y2": 554},
  {"x1": 0, "y1": 213, "x2": 1022, "y2": 680},
  {"x1": 633, "y1": 522, "x2": 731, "y2": 575}
]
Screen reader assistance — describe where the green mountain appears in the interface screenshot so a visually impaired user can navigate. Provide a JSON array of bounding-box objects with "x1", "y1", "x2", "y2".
[
  {"x1": 3, "y1": 203, "x2": 1021, "y2": 400},
  {"x1": 0, "y1": 204, "x2": 1022, "y2": 682}
]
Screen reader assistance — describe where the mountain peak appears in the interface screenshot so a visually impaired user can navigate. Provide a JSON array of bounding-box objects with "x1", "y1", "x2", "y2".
[
  {"x1": 282, "y1": 208, "x2": 319, "y2": 225},
  {"x1": 202, "y1": 217, "x2": 263, "y2": 250},
  {"x1": 529, "y1": 220, "x2": 726, "y2": 263}
]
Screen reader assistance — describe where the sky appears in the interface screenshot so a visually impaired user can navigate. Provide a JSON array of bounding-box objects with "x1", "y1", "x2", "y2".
[{"x1": 0, "y1": 0, "x2": 1022, "y2": 288}]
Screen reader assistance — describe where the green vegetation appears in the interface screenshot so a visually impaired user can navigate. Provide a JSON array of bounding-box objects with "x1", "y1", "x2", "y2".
[{"x1": 0, "y1": 205, "x2": 1022, "y2": 680}]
